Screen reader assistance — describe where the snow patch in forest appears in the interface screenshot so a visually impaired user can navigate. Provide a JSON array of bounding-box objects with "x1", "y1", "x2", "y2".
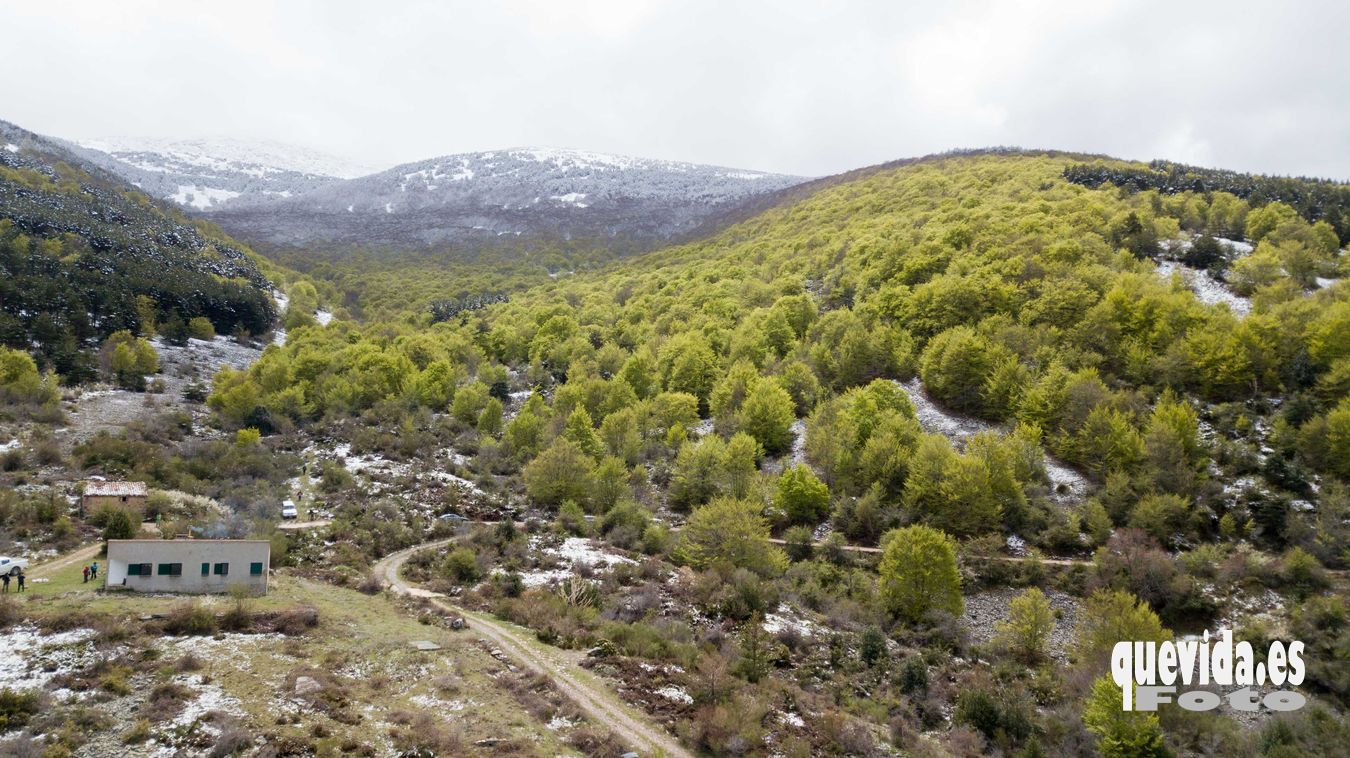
[
  {"x1": 315, "y1": 310, "x2": 333, "y2": 326},
  {"x1": 779, "y1": 711, "x2": 806, "y2": 728},
  {"x1": 655, "y1": 685, "x2": 693, "y2": 705},
  {"x1": 897, "y1": 378, "x2": 992, "y2": 443},
  {"x1": 1042, "y1": 456, "x2": 1092, "y2": 505},
  {"x1": 762, "y1": 604, "x2": 825, "y2": 639},
  {"x1": 788, "y1": 419, "x2": 807, "y2": 466},
  {"x1": 512, "y1": 537, "x2": 636, "y2": 588},
  {"x1": 170, "y1": 184, "x2": 241, "y2": 210},
  {"x1": 3, "y1": 143, "x2": 18, "y2": 153},
  {"x1": 893, "y1": 379, "x2": 1090, "y2": 505},
  {"x1": 334, "y1": 444, "x2": 481, "y2": 486},
  {"x1": 1155, "y1": 260, "x2": 1252, "y2": 316}
]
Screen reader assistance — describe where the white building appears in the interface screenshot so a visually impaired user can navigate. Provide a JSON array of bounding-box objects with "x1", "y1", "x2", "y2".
[{"x1": 105, "y1": 539, "x2": 271, "y2": 594}]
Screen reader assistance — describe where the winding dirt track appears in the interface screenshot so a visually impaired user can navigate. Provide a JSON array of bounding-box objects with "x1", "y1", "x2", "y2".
[{"x1": 373, "y1": 540, "x2": 691, "y2": 758}]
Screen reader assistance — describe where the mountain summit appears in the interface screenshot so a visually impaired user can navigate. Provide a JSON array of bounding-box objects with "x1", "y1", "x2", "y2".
[
  {"x1": 69, "y1": 136, "x2": 380, "y2": 211},
  {"x1": 80, "y1": 142, "x2": 808, "y2": 250}
]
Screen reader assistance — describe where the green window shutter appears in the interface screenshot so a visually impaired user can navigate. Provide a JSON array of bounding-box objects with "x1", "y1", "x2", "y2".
[
  {"x1": 127, "y1": 563, "x2": 141, "y2": 576},
  {"x1": 157, "y1": 563, "x2": 171, "y2": 576},
  {"x1": 214, "y1": 563, "x2": 229, "y2": 576},
  {"x1": 201, "y1": 563, "x2": 210, "y2": 576},
  {"x1": 250, "y1": 562, "x2": 264, "y2": 576}
]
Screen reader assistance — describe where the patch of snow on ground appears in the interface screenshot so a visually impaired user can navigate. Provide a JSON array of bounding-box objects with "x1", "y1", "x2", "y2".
[
  {"x1": 315, "y1": 310, "x2": 333, "y2": 326},
  {"x1": 0, "y1": 438, "x2": 19, "y2": 453},
  {"x1": 3, "y1": 143, "x2": 18, "y2": 153},
  {"x1": 1043, "y1": 455, "x2": 1092, "y2": 505},
  {"x1": 512, "y1": 537, "x2": 637, "y2": 588},
  {"x1": 896, "y1": 378, "x2": 1089, "y2": 504},
  {"x1": 762, "y1": 604, "x2": 825, "y2": 639},
  {"x1": 1315, "y1": 277, "x2": 1340, "y2": 289},
  {"x1": 172, "y1": 672, "x2": 246, "y2": 725},
  {"x1": 170, "y1": 184, "x2": 241, "y2": 210},
  {"x1": 897, "y1": 378, "x2": 993, "y2": 443},
  {"x1": 655, "y1": 685, "x2": 693, "y2": 705},
  {"x1": 550, "y1": 192, "x2": 589, "y2": 207},
  {"x1": 409, "y1": 694, "x2": 466, "y2": 711},
  {"x1": 1214, "y1": 237, "x2": 1254, "y2": 256},
  {"x1": 1155, "y1": 260, "x2": 1252, "y2": 316},
  {"x1": 789, "y1": 419, "x2": 807, "y2": 466},
  {"x1": 547, "y1": 714, "x2": 579, "y2": 730},
  {"x1": 780, "y1": 711, "x2": 805, "y2": 728},
  {"x1": 0, "y1": 626, "x2": 97, "y2": 690}
]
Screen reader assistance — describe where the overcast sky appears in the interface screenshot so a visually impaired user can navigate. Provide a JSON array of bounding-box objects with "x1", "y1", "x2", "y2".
[{"x1": 3, "y1": 0, "x2": 1347, "y2": 179}]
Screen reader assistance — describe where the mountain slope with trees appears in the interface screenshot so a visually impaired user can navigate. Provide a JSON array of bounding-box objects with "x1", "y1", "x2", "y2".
[
  {"x1": 0, "y1": 119, "x2": 278, "y2": 381},
  {"x1": 203, "y1": 147, "x2": 806, "y2": 250},
  {"x1": 198, "y1": 149, "x2": 1348, "y2": 754}
]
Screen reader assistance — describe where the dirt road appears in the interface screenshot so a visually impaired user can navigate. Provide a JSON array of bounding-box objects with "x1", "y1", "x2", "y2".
[
  {"x1": 373, "y1": 540, "x2": 691, "y2": 758},
  {"x1": 276, "y1": 519, "x2": 333, "y2": 531},
  {"x1": 763, "y1": 537, "x2": 1093, "y2": 566},
  {"x1": 28, "y1": 542, "x2": 102, "y2": 579}
]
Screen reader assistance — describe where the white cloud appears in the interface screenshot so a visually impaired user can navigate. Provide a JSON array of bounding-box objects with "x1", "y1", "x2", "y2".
[{"x1": 0, "y1": 0, "x2": 1345, "y2": 179}]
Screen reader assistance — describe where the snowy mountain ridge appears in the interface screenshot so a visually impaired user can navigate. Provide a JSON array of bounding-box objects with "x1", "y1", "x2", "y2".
[
  {"x1": 76, "y1": 136, "x2": 378, "y2": 179},
  {"x1": 202, "y1": 146, "x2": 809, "y2": 249},
  {"x1": 66, "y1": 136, "x2": 381, "y2": 211}
]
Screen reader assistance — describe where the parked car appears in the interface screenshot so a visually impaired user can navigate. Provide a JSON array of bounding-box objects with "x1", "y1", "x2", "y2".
[
  {"x1": 281, "y1": 501, "x2": 299, "y2": 520},
  {"x1": 437, "y1": 513, "x2": 468, "y2": 523},
  {"x1": 0, "y1": 556, "x2": 28, "y2": 575}
]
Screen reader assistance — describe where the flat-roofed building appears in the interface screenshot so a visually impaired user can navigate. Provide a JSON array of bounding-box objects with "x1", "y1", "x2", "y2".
[{"x1": 105, "y1": 539, "x2": 270, "y2": 594}]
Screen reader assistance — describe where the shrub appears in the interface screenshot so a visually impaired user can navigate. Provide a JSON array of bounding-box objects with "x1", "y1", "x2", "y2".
[
  {"x1": 268, "y1": 607, "x2": 320, "y2": 635},
  {"x1": 121, "y1": 719, "x2": 151, "y2": 744},
  {"x1": 187, "y1": 317, "x2": 216, "y2": 341},
  {"x1": 0, "y1": 688, "x2": 40, "y2": 732},
  {"x1": 443, "y1": 547, "x2": 480, "y2": 584},
  {"x1": 163, "y1": 603, "x2": 218, "y2": 636}
]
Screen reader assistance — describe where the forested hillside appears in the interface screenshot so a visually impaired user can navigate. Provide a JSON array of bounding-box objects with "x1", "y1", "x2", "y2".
[
  {"x1": 0, "y1": 120, "x2": 278, "y2": 381},
  {"x1": 191, "y1": 150, "x2": 1350, "y2": 753},
  {"x1": 215, "y1": 149, "x2": 1349, "y2": 542}
]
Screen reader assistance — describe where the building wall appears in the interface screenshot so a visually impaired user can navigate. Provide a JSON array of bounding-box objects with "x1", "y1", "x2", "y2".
[
  {"x1": 83, "y1": 494, "x2": 146, "y2": 513},
  {"x1": 105, "y1": 540, "x2": 270, "y2": 594}
]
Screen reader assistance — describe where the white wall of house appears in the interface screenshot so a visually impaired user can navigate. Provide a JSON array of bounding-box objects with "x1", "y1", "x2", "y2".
[{"x1": 105, "y1": 540, "x2": 271, "y2": 594}]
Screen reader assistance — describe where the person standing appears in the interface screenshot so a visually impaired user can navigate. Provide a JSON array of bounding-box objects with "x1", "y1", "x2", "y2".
[
  {"x1": 2, "y1": 573, "x2": 10, "y2": 593},
  {"x1": 16, "y1": 572, "x2": 25, "y2": 592},
  {"x1": 90, "y1": 561, "x2": 98, "y2": 580},
  {"x1": 82, "y1": 565, "x2": 90, "y2": 583}
]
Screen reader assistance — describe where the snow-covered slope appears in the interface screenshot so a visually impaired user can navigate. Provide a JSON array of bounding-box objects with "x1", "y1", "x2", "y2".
[
  {"x1": 67, "y1": 137, "x2": 381, "y2": 211},
  {"x1": 207, "y1": 147, "x2": 808, "y2": 248}
]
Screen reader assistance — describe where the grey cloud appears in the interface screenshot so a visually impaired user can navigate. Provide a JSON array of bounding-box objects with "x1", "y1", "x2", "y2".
[{"x1": 1, "y1": 0, "x2": 1345, "y2": 179}]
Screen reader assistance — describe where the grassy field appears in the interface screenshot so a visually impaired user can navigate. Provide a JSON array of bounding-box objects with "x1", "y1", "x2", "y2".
[{"x1": 5, "y1": 565, "x2": 600, "y2": 756}]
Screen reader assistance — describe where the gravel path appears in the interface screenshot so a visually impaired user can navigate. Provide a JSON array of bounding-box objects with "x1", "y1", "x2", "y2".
[{"x1": 374, "y1": 540, "x2": 692, "y2": 758}]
